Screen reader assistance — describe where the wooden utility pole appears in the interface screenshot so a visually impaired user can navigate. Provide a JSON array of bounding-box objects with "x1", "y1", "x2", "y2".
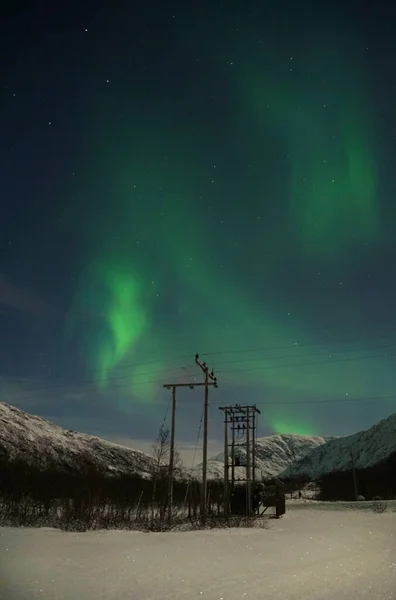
[
  {"x1": 195, "y1": 353, "x2": 218, "y2": 524},
  {"x1": 252, "y1": 409, "x2": 256, "y2": 486},
  {"x1": 246, "y1": 406, "x2": 251, "y2": 517},
  {"x1": 223, "y1": 408, "x2": 229, "y2": 518},
  {"x1": 231, "y1": 415, "x2": 235, "y2": 489},
  {"x1": 168, "y1": 385, "x2": 176, "y2": 523},
  {"x1": 162, "y1": 379, "x2": 217, "y2": 523}
]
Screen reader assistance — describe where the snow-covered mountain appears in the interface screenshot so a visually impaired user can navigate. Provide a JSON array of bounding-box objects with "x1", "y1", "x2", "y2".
[
  {"x1": 0, "y1": 402, "x2": 156, "y2": 478},
  {"x1": 279, "y1": 412, "x2": 396, "y2": 479},
  {"x1": 192, "y1": 434, "x2": 331, "y2": 480}
]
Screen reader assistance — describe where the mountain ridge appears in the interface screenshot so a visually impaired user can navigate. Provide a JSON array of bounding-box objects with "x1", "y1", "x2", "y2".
[
  {"x1": 0, "y1": 402, "x2": 156, "y2": 478},
  {"x1": 279, "y1": 411, "x2": 396, "y2": 479},
  {"x1": 2, "y1": 401, "x2": 395, "y2": 485},
  {"x1": 192, "y1": 433, "x2": 333, "y2": 480}
]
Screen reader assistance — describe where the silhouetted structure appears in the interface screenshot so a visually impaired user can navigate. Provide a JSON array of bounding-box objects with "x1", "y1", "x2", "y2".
[{"x1": 218, "y1": 404, "x2": 286, "y2": 518}]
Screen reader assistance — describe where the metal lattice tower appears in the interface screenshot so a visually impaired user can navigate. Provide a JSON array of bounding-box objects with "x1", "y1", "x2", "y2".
[{"x1": 218, "y1": 404, "x2": 261, "y2": 517}]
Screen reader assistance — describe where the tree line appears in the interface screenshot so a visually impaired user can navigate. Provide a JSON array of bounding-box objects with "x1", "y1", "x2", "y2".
[
  {"x1": 2, "y1": 424, "x2": 393, "y2": 530},
  {"x1": 316, "y1": 451, "x2": 396, "y2": 501},
  {"x1": 0, "y1": 426, "x2": 227, "y2": 531}
]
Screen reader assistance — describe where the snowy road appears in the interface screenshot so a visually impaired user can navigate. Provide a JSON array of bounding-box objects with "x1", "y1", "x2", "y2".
[{"x1": 1, "y1": 507, "x2": 395, "y2": 599}]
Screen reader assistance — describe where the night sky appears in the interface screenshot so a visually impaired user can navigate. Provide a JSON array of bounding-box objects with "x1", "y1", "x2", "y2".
[{"x1": 2, "y1": 2, "x2": 396, "y2": 465}]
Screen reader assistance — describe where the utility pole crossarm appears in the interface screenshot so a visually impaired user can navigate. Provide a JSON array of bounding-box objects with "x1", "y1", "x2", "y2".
[
  {"x1": 162, "y1": 372, "x2": 217, "y2": 525},
  {"x1": 162, "y1": 382, "x2": 217, "y2": 389},
  {"x1": 194, "y1": 354, "x2": 218, "y2": 387}
]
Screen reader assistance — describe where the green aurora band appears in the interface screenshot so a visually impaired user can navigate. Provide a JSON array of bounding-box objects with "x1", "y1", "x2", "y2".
[
  {"x1": 235, "y1": 45, "x2": 379, "y2": 258},
  {"x1": 65, "y1": 25, "x2": 387, "y2": 437},
  {"x1": 95, "y1": 263, "x2": 147, "y2": 387},
  {"x1": 270, "y1": 419, "x2": 316, "y2": 438}
]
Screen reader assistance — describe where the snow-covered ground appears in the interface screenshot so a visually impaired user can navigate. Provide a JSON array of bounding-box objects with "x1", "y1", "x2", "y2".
[
  {"x1": 1, "y1": 505, "x2": 395, "y2": 599},
  {"x1": 286, "y1": 498, "x2": 396, "y2": 511}
]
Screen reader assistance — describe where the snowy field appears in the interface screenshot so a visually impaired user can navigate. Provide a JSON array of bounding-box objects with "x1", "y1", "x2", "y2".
[
  {"x1": 1, "y1": 505, "x2": 396, "y2": 600},
  {"x1": 287, "y1": 498, "x2": 396, "y2": 511}
]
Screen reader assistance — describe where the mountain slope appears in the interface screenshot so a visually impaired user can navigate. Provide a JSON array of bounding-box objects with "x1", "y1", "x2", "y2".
[
  {"x1": 192, "y1": 434, "x2": 331, "y2": 480},
  {"x1": 0, "y1": 402, "x2": 155, "y2": 477},
  {"x1": 279, "y1": 412, "x2": 396, "y2": 479}
]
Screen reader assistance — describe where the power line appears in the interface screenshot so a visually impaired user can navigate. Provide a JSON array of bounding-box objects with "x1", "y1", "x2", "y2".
[
  {"x1": 78, "y1": 334, "x2": 394, "y2": 376},
  {"x1": 218, "y1": 350, "x2": 396, "y2": 375},
  {"x1": 161, "y1": 396, "x2": 172, "y2": 427},
  {"x1": 211, "y1": 394, "x2": 396, "y2": 407},
  {"x1": 213, "y1": 343, "x2": 395, "y2": 367},
  {"x1": 3, "y1": 348, "x2": 395, "y2": 407},
  {"x1": 199, "y1": 333, "x2": 394, "y2": 358},
  {"x1": 91, "y1": 334, "x2": 392, "y2": 374},
  {"x1": 191, "y1": 407, "x2": 204, "y2": 470},
  {"x1": 4, "y1": 376, "x2": 396, "y2": 411},
  {"x1": 5, "y1": 363, "x2": 193, "y2": 390},
  {"x1": 88, "y1": 352, "x2": 194, "y2": 374},
  {"x1": 3, "y1": 373, "x2": 199, "y2": 405},
  {"x1": 7, "y1": 339, "x2": 394, "y2": 396},
  {"x1": 8, "y1": 333, "x2": 392, "y2": 387}
]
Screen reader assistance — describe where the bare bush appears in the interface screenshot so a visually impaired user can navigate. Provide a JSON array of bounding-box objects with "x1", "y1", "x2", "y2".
[
  {"x1": 196, "y1": 514, "x2": 269, "y2": 530},
  {"x1": 371, "y1": 501, "x2": 387, "y2": 514},
  {"x1": 150, "y1": 425, "x2": 183, "y2": 522},
  {"x1": 0, "y1": 441, "x2": 270, "y2": 533}
]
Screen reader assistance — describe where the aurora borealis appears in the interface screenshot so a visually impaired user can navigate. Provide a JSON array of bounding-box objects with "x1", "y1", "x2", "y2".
[
  {"x1": 241, "y1": 40, "x2": 380, "y2": 258},
  {"x1": 2, "y1": 2, "x2": 396, "y2": 461}
]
